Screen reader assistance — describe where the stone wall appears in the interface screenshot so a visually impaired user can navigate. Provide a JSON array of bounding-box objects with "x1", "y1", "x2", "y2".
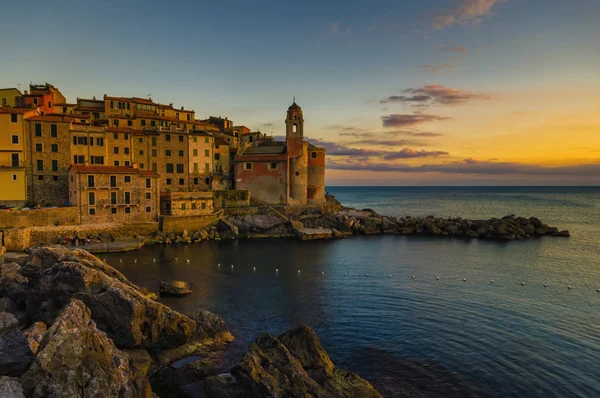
[
  {"x1": 1, "y1": 222, "x2": 158, "y2": 251},
  {"x1": 161, "y1": 214, "x2": 218, "y2": 234},
  {"x1": 213, "y1": 190, "x2": 250, "y2": 208},
  {"x1": 0, "y1": 207, "x2": 79, "y2": 228}
]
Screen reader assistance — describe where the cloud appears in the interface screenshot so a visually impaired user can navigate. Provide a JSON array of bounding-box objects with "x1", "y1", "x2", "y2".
[
  {"x1": 261, "y1": 123, "x2": 275, "y2": 127},
  {"x1": 448, "y1": 45, "x2": 469, "y2": 53},
  {"x1": 381, "y1": 113, "x2": 451, "y2": 128},
  {"x1": 339, "y1": 132, "x2": 376, "y2": 138},
  {"x1": 419, "y1": 63, "x2": 455, "y2": 74},
  {"x1": 347, "y1": 139, "x2": 430, "y2": 147},
  {"x1": 327, "y1": 157, "x2": 600, "y2": 177},
  {"x1": 433, "y1": 0, "x2": 504, "y2": 30},
  {"x1": 382, "y1": 149, "x2": 449, "y2": 160},
  {"x1": 384, "y1": 130, "x2": 444, "y2": 137},
  {"x1": 382, "y1": 85, "x2": 494, "y2": 106}
]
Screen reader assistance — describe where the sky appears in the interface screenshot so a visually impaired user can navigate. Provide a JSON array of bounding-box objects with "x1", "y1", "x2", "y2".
[{"x1": 1, "y1": 0, "x2": 599, "y2": 186}]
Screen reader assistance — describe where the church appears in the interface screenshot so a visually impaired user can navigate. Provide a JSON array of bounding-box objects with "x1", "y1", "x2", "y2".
[{"x1": 234, "y1": 102, "x2": 326, "y2": 205}]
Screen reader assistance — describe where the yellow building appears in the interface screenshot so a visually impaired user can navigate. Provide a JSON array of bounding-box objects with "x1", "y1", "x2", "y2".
[
  {"x1": 0, "y1": 88, "x2": 23, "y2": 108},
  {"x1": 0, "y1": 108, "x2": 36, "y2": 206}
]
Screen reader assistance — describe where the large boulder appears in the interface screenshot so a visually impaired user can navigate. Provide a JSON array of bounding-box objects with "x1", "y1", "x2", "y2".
[
  {"x1": 24, "y1": 246, "x2": 196, "y2": 349},
  {"x1": 160, "y1": 280, "x2": 192, "y2": 297},
  {"x1": 203, "y1": 325, "x2": 381, "y2": 398},
  {"x1": 0, "y1": 376, "x2": 25, "y2": 398},
  {"x1": 229, "y1": 215, "x2": 285, "y2": 234},
  {"x1": 0, "y1": 312, "x2": 33, "y2": 377},
  {"x1": 21, "y1": 299, "x2": 149, "y2": 398},
  {"x1": 189, "y1": 309, "x2": 234, "y2": 344},
  {"x1": 0, "y1": 263, "x2": 30, "y2": 306}
]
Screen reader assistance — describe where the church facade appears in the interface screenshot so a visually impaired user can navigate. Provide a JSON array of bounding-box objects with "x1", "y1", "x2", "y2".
[{"x1": 233, "y1": 102, "x2": 326, "y2": 205}]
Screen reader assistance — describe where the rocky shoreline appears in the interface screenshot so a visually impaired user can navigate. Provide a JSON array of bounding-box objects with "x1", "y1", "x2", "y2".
[
  {"x1": 149, "y1": 198, "x2": 570, "y2": 245},
  {"x1": 0, "y1": 245, "x2": 381, "y2": 398}
]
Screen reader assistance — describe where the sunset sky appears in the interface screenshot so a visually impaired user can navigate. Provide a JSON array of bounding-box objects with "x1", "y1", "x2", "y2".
[{"x1": 1, "y1": 0, "x2": 599, "y2": 185}]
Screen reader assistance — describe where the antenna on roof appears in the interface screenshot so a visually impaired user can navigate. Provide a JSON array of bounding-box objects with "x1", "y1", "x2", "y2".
[
  {"x1": 148, "y1": 93, "x2": 152, "y2": 100},
  {"x1": 293, "y1": 96, "x2": 295, "y2": 102}
]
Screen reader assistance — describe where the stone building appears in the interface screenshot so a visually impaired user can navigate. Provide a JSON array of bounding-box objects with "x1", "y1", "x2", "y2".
[
  {"x1": 159, "y1": 191, "x2": 213, "y2": 216},
  {"x1": 234, "y1": 102, "x2": 326, "y2": 205},
  {"x1": 68, "y1": 164, "x2": 160, "y2": 224},
  {"x1": 0, "y1": 107, "x2": 37, "y2": 206},
  {"x1": 212, "y1": 137, "x2": 233, "y2": 190}
]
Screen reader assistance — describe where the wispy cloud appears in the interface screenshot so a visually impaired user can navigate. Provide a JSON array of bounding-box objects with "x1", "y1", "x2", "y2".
[
  {"x1": 433, "y1": 0, "x2": 505, "y2": 30},
  {"x1": 420, "y1": 64, "x2": 455, "y2": 73},
  {"x1": 381, "y1": 113, "x2": 451, "y2": 128},
  {"x1": 381, "y1": 85, "x2": 494, "y2": 106},
  {"x1": 347, "y1": 139, "x2": 430, "y2": 147},
  {"x1": 448, "y1": 45, "x2": 469, "y2": 53},
  {"x1": 327, "y1": 158, "x2": 600, "y2": 177},
  {"x1": 384, "y1": 130, "x2": 444, "y2": 137},
  {"x1": 382, "y1": 149, "x2": 449, "y2": 160}
]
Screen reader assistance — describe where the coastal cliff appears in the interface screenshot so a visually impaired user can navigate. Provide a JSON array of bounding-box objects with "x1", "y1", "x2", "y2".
[{"x1": 0, "y1": 246, "x2": 380, "y2": 397}]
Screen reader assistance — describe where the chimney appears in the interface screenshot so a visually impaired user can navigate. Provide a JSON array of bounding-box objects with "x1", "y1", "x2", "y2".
[{"x1": 24, "y1": 90, "x2": 28, "y2": 95}]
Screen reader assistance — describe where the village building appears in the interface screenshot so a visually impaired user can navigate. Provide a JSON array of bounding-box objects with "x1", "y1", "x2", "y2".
[
  {"x1": 234, "y1": 102, "x2": 325, "y2": 205},
  {"x1": 68, "y1": 164, "x2": 160, "y2": 224},
  {"x1": 0, "y1": 88, "x2": 23, "y2": 108}
]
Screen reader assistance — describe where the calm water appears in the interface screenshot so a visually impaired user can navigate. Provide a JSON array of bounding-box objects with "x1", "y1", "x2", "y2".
[{"x1": 107, "y1": 186, "x2": 600, "y2": 397}]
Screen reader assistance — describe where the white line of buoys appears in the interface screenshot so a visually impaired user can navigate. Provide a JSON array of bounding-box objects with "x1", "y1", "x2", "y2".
[
  {"x1": 366, "y1": 273, "x2": 369, "y2": 277},
  {"x1": 544, "y1": 283, "x2": 547, "y2": 287},
  {"x1": 437, "y1": 277, "x2": 440, "y2": 280},
  {"x1": 119, "y1": 259, "x2": 122, "y2": 263},
  {"x1": 568, "y1": 285, "x2": 572, "y2": 290},
  {"x1": 253, "y1": 266, "x2": 256, "y2": 271},
  {"x1": 322, "y1": 271, "x2": 325, "y2": 275},
  {"x1": 389, "y1": 274, "x2": 392, "y2": 278},
  {"x1": 521, "y1": 282, "x2": 525, "y2": 286},
  {"x1": 276, "y1": 268, "x2": 279, "y2": 273},
  {"x1": 186, "y1": 259, "x2": 190, "y2": 264},
  {"x1": 153, "y1": 259, "x2": 156, "y2": 263},
  {"x1": 134, "y1": 259, "x2": 137, "y2": 264},
  {"x1": 463, "y1": 278, "x2": 467, "y2": 282},
  {"x1": 490, "y1": 280, "x2": 494, "y2": 284},
  {"x1": 344, "y1": 272, "x2": 348, "y2": 276},
  {"x1": 412, "y1": 275, "x2": 416, "y2": 279},
  {"x1": 298, "y1": 270, "x2": 301, "y2": 274},
  {"x1": 231, "y1": 264, "x2": 234, "y2": 269}
]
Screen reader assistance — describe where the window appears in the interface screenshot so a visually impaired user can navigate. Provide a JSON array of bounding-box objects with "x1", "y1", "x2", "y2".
[
  {"x1": 128, "y1": 120, "x2": 133, "y2": 127},
  {"x1": 110, "y1": 176, "x2": 117, "y2": 187},
  {"x1": 77, "y1": 136, "x2": 87, "y2": 145},
  {"x1": 35, "y1": 160, "x2": 44, "y2": 171},
  {"x1": 191, "y1": 203, "x2": 197, "y2": 210},
  {"x1": 152, "y1": 137, "x2": 157, "y2": 146},
  {"x1": 152, "y1": 149, "x2": 157, "y2": 157},
  {"x1": 178, "y1": 150, "x2": 184, "y2": 157},
  {"x1": 269, "y1": 162, "x2": 277, "y2": 170},
  {"x1": 10, "y1": 114, "x2": 18, "y2": 123},
  {"x1": 38, "y1": 175, "x2": 44, "y2": 180},
  {"x1": 205, "y1": 163, "x2": 209, "y2": 172},
  {"x1": 51, "y1": 144, "x2": 58, "y2": 152},
  {"x1": 53, "y1": 176, "x2": 58, "y2": 181},
  {"x1": 139, "y1": 150, "x2": 144, "y2": 155},
  {"x1": 74, "y1": 155, "x2": 85, "y2": 164},
  {"x1": 150, "y1": 120, "x2": 156, "y2": 127},
  {"x1": 193, "y1": 163, "x2": 198, "y2": 173},
  {"x1": 166, "y1": 164, "x2": 174, "y2": 173},
  {"x1": 152, "y1": 162, "x2": 157, "y2": 172},
  {"x1": 165, "y1": 134, "x2": 171, "y2": 141},
  {"x1": 124, "y1": 160, "x2": 130, "y2": 166},
  {"x1": 113, "y1": 119, "x2": 119, "y2": 127},
  {"x1": 204, "y1": 149, "x2": 209, "y2": 156},
  {"x1": 201, "y1": 202, "x2": 206, "y2": 210},
  {"x1": 124, "y1": 134, "x2": 129, "y2": 140},
  {"x1": 245, "y1": 162, "x2": 252, "y2": 170},
  {"x1": 141, "y1": 120, "x2": 146, "y2": 126},
  {"x1": 124, "y1": 175, "x2": 131, "y2": 183},
  {"x1": 50, "y1": 124, "x2": 57, "y2": 137},
  {"x1": 193, "y1": 178, "x2": 198, "y2": 185},
  {"x1": 176, "y1": 164, "x2": 184, "y2": 173},
  {"x1": 179, "y1": 178, "x2": 184, "y2": 185},
  {"x1": 205, "y1": 137, "x2": 209, "y2": 143},
  {"x1": 125, "y1": 207, "x2": 131, "y2": 214},
  {"x1": 176, "y1": 113, "x2": 179, "y2": 119},
  {"x1": 205, "y1": 177, "x2": 210, "y2": 185},
  {"x1": 249, "y1": 136, "x2": 254, "y2": 142},
  {"x1": 113, "y1": 147, "x2": 119, "y2": 154},
  {"x1": 145, "y1": 192, "x2": 151, "y2": 200},
  {"x1": 11, "y1": 174, "x2": 17, "y2": 181},
  {"x1": 293, "y1": 124, "x2": 297, "y2": 133},
  {"x1": 181, "y1": 203, "x2": 186, "y2": 210},
  {"x1": 295, "y1": 171, "x2": 300, "y2": 176},
  {"x1": 52, "y1": 160, "x2": 58, "y2": 171},
  {"x1": 178, "y1": 135, "x2": 184, "y2": 142},
  {"x1": 114, "y1": 133, "x2": 118, "y2": 140},
  {"x1": 11, "y1": 135, "x2": 18, "y2": 144},
  {"x1": 33, "y1": 98, "x2": 38, "y2": 105},
  {"x1": 97, "y1": 138, "x2": 104, "y2": 146},
  {"x1": 35, "y1": 124, "x2": 42, "y2": 136},
  {"x1": 145, "y1": 178, "x2": 151, "y2": 189},
  {"x1": 89, "y1": 208, "x2": 96, "y2": 215},
  {"x1": 93, "y1": 112, "x2": 100, "y2": 119},
  {"x1": 11, "y1": 154, "x2": 19, "y2": 167},
  {"x1": 165, "y1": 150, "x2": 171, "y2": 156},
  {"x1": 110, "y1": 101, "x2": 114, "y2": 108},
  {"x1": 89, "y1": 192, "x2": 95, "y2": 205},
  {"x1": 140, "y1": 163, "x2": 144, "y2": 169},
  {"x1": 193, "y1": 149, "x2": 198, "y2": 156},
  {"x1": 124, "y1": 192, "x2": 131, "y2": 204},
  {"x1": 110, "y1": 192, "x2": 117, "y2": 205},
  {"x1": 88, "y1": 175, "x2": 95, "y2": 188},
  {"x1": 146, "y1": 206, "x2": 151, "y2": 213},
  {"x1": 215, "y1": 153, "x2": 220, "y2": 160},
  {"x1": 166, "y1": 178, "x2": 172, "y2": 185},
  {"x1": 111, "y1": 207, "x2": 117, "y2": 214},
  {"x1": 124, "y1": 147, "x2": 129, "y2": 155},
  {"x1": 2, "y1": 98, "x2": 5, "y2": 105},
  {"x1": 91, "y1": 156, "x2": 104, "y2": 165}
]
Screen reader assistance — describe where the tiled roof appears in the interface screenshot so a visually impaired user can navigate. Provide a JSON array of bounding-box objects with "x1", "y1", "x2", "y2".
[{"x1": 242, "y1": 145, "x2": 286, "y2": 155}]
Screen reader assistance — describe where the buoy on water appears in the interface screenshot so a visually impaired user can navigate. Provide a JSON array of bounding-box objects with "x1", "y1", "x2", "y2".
[
  {"x1": 175, "y1": 257, "x2": 178, "y2": 262},
  {"x1": 389, "y1": 275, "x2": 392, "y2": 278},
  {"x1": 544, "y1": 283, "x2": 548, "y2": 287},
  {"x1": 186, "y1": 260, "x2": 190, "y2": 264},
  {"x1": 153, "y1": 259, "x2": 156, "y2": 263},
  {"x1": 322, "y1": 272, "x2": 325, "y2": 275},
  {"x1": 366, "y1": 273, "x2": 370, "y2": 277},
  {"x1": 521, "y1": 282, "x2": 525, "y2": 286},
  {"x1": 297, "y1": 270, "x2": 301, "y2": 274},
  {"x1": 344, "y1": 272, "x2": 348, "y2": 276},
  {"x1": 437, "y1": 277, "x2": 440, "y2": 280},
  {"x1": 463, "y1": 278, "x2": 467, "y2": 282},
  {"x1": 412, "y1": 275, "x2": 416, "y2": 279},
  {"x1": 568, "y1": 285, "x2": 572, "y2": 290},
  {"x1": 490, "y1": 280, "x2": 494, "y2": 284}
]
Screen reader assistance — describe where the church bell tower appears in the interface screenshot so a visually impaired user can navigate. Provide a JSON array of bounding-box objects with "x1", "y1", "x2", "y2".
[{"x1": 285, "y1": 99, "x2": 304, "y2": 140}]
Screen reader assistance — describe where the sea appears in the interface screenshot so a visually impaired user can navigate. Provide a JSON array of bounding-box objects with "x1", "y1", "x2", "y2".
[{"x1": 107, "y1": 186, "x2": 600, "y2": 397}]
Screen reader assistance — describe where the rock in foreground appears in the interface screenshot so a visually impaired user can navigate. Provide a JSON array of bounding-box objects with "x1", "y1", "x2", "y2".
[
  {"x1": 160, "y1": 280, "x2": 192, "y2": 297},
  {"x1": 21, "y1": 299, "x2": 149, "y2": 398},
  {"x1": 204, "y1": 324, "x2": 381, "y2": 398},
  {"x1": 0, "y1": 312, "x2": 33, "y2": 377}
]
